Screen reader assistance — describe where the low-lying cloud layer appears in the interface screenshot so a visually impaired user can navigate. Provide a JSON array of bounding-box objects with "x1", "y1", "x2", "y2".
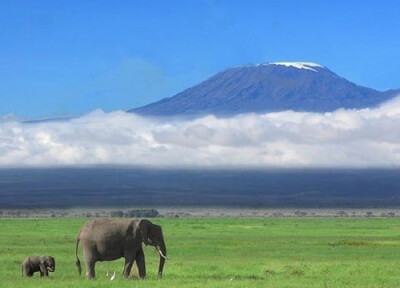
[{"x1": 1, "y1": 97, "x2": 400, "y2": 168}]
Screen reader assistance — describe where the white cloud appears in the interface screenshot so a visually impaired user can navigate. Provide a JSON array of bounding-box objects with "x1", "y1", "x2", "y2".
[{"x1": 1, "y1": 97, "x2": 400, "y2": 168}]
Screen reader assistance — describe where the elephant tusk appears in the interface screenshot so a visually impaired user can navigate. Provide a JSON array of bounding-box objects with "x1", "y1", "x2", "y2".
[{"x1": 156, "y1": 247, "x2": 168, "y2": 261}]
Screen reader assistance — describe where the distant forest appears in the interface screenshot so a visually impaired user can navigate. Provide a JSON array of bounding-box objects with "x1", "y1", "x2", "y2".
[{"x1": 1, "y1": 167, "x2": 400, "y2": 208}]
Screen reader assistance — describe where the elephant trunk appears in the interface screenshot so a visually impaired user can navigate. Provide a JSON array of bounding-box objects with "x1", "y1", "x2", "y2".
[{"x1": 157, "y1": 239, "x2": 167, "y2": 279}]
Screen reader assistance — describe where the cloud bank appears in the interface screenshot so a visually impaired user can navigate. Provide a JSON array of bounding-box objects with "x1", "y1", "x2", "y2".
[{"x1": 1, "y1": 97, "x2": 400, "y2": 168}]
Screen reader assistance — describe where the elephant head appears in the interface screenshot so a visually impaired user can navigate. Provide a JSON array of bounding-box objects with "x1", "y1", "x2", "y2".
[
  {"x1": 41, "y1": 256, "x2": 56, "y2": 272},
  {"x1": 138, "y1": 219, "x2": 167, "y2": 278}
]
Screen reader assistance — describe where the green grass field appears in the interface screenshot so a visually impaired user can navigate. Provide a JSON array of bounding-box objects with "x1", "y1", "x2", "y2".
[{"x1": 1, "y1": 217, "x2": 400, "y2": 287}]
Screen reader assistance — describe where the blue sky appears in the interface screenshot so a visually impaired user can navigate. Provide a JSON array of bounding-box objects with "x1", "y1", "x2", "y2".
[{"x1": 1, "y1": 0, "x2": 400, "y2": 118}]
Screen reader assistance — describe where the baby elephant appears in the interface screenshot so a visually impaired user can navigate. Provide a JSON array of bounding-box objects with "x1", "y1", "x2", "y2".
[{"x1": 21, "y1": 255, "x2": 56, "y2": 277}]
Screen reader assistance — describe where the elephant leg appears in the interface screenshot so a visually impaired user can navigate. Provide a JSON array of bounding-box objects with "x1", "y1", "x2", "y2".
[
  {"x1": 23, "y1": 265, "x2": 30, "y2": 277},
  {"x1": 123, "y1": 257, "x2": 134, "y2": 278},
  {"x1": 39, "y1": 264, "x2": 48, "y2": 277},
  {"x1": 136, "y1": 248, "x2": 146, "y2": 279},
  {"x1": 83, "y1": 248, "x2": 96, "y2": 280},
  {"x1": 86, "y1": 260, "x2": 96, "y2": 279}
]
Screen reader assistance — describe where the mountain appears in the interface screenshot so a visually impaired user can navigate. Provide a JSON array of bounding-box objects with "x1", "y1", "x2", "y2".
[{"x1": 130, "y1": 62, "x2": 399, "y2": 116}]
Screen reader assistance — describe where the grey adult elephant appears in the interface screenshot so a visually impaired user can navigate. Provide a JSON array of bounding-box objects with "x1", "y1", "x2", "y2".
[{"x1": 75, "y1": 218, "x2": 167, "y2": 280}]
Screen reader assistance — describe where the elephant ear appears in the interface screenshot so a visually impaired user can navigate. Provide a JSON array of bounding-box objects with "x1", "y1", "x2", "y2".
[
  {"x1": 138, "y1": 219, "x2": 152, "y2": 246},
  {"x1": 39, "y1": 257, "x2": 47, "y2": 273}
]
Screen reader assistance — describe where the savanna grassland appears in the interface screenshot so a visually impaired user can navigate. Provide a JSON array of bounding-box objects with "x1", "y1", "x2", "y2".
[{"x1": 1, "y1": 218, "x2": 400, "y2": 288}]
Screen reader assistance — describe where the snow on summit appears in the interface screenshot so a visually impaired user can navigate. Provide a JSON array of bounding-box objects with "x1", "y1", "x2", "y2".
[{"x1": 267, "y1": 62, "x2": 323, "y2": 72}]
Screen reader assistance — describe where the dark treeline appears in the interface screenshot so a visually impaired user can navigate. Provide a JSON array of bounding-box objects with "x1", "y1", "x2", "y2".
[
  {"x1": 110, "y1": 209, "x2": 160, "y2": 218},
  {"x1": 1, "y1": 167, "x2": 400, "y2": 208}
]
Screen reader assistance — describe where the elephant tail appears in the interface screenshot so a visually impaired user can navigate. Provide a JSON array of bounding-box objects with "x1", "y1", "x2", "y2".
[{"x1": 75, "y1": 237, "x2": 82, "y2": 276}]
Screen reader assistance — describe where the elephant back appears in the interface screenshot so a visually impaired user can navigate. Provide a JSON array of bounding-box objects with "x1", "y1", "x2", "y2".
[{"x1": 80, "y1": 219, "x2": 130, "y2": 241}]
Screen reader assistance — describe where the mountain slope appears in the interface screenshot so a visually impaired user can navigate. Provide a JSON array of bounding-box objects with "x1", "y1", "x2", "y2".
[{"x1": 131, "y1": 62, "x2": 399, "y2": 116}]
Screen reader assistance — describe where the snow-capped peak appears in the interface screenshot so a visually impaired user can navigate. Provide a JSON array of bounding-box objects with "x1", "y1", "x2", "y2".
[{"x1": 268, "y1": 62, "x2": 323, "y2": 72}]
